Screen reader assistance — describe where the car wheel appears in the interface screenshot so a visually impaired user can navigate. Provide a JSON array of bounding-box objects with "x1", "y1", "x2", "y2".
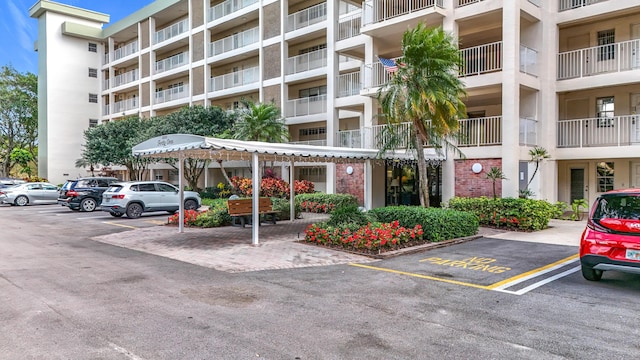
[
  {"x1": 14, "y1": 196, "x2": 28, "y2": 206},
  {"x1": 80, "y1": 198, "x2": 97, "y2": 212},
  {"x1": 581, "y1": 263, "x2": 603, "y2": 281},
  {"x1": 184, "y1": 199, "x2": 198, "y2": 210},
  {"x1": 110, "y1": 211, "x2": 124, "y2": 218},
  {"x1": 126, "y1": 203, "x2": 143, "y2": 219}
]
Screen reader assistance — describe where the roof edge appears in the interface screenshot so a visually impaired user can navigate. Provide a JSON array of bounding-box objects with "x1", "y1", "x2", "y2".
[{"x1": 29, "y1": 0, "x2": 109, "y2": 23}]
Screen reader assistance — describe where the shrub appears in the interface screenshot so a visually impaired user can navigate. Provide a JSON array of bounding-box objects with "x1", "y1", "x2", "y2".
[
  {"x1": 304, "y1": 221, "x2": 424, "y2": 251},
  {"x1": 194, "y1": 207, "x2": 232, "y2": 228},
  {"x1": 229, "y1": 176, "x2": 315, "y2": 198},
  {"x1": 295, "y1": 193, "x2": 358, "y2": 213},
  {"x1": 294, "y1": 180, "x2": 315, "y2": 194},
  {"x1": 326, "y1": 205, "x2": 371, "y2": 227},
  {"x1": 200, "y1": 183, "x2": 233, "y2": 199},
  {"x1": 270, "y1": 197, "x2": 301, "y2": 220},
  {"x1": 551, "y1": 201, "x2": 568, "y2": 219},
  {"x1": 447, "y1": 196, "x2": 555, "y2": 231},
  {"x1": 368, "y1": 206, "x2": 478, "y2": 242},
  {"x1": 168, "y1": 209, "x2": 201, "y2": 226}
]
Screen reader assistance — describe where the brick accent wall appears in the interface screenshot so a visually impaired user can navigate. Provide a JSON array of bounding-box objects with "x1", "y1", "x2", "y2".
[
  {"x1": 263, "y1": 1, "x2": 281, "y2": 39},
  {"x1": 141, "y1": 82, "x2": 150, "y2": 107},
  {"x1": 336, "y1": 163, "x2": 364, "y2": 206},
  {"x1": 191, "y1": 1, "x2": 204, "y2": 28},
  {"x1": 141, "y1": 52, "x2": 150, "y2": 78},
  {"x1": 140, "y1": 20, "x2": 150, "y2": 49},
  {"x1": 455, "y1": 159, "x2": 503, "y2": 198},
  {"x1": 191, "y1": 66, "x2": 205, "y2": 96},
  {"x1": 263, "y1": 44, "x2": 281, "y2": 79},
  {"x1": 191, "y1": 31, "x2": 205, "y2": 62},
  {"x1": 263, "y1": 84, "x2": 281, "y2": 106}
]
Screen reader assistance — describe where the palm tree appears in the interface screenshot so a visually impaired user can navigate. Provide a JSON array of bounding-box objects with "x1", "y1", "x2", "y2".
[
  {"x1": 75, "y1": 157, "x2": 95, "y2": 176},
  {"x1": 526, "y1": 146, "x2": 550, "y2": 189},
  {"x1": 233, "y1": 100, "x2": 289, "y2": 143},
  {"x1": 485, "y1": 167, "x2": 507, "y2": 200},
  {"x1": 378, "y1": 24, "x2": 467, "y2": 207}
]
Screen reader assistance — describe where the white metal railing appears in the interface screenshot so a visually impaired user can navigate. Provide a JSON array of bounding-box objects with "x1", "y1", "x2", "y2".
[
  {"x1": 520, "y1": 118, "x2": 538, "y2": 146},
  {"x1": 557, "y1": 115, "x2": 640, "y2": 148},
  {"x1": 456, "y1": 0, "x2": 483, "y2": 7},
  {"x1": 557, "y1": 39, "x2": 640, "y2": 80},
  {"x1": 520, "y1": 45, "x2": 538, "y2": 76},
  {"x1": 457, "y1": 116, "x2": 502, "y2": 146},
  {"x1": 286, "y1": 48, "x2": 327, "y2": 75},
  {"x1": 154, "y1": 19, "x2": 189, "y2": 44},
  {"x1": 113, "y1": 40, "x2": 138, "y2": 61},
  {"x1": 102, "y1": 104, "x2": 110, "y2": 116},
  {"x1": 338, "y1": 122, "x2": 414, "y2": 149},
  {"x1": 338, "y1": 128, "x2": 363, "y2": 148},
  {"x1": 155, "y1": 52, "x2": 188, "y2": 74},
  {"x1": 337, "y1": 71, "x2": 361, "y2": 97},
  {"x1": 362, "y1": 0, "x2": 444, "y2": 26},
  {"x1": 113, "y1": 69, "x2": 139, "y2": 87},
  {"x1": 289, "y1": 139, "x2": 327, "y2": 146},
  {"x1": 460, "y1": 41, "x2": 502, "y2": 77},
  {"x1": 103, "y1": 53, "x2": 109, "y2": 65},
  {"x1": 287, "y1": 2, "x2": 327, "y2": 32},
  {"x1": 361, "y1": 57, "x2": 396, "y2": 89},
  {"x1": 154, "y1": 85, "x2": 188, "y2": 104},
  {"x1": 337, "y1": 12, "x2": 362, "y2": 41},
  {"x1": 559, "y1": 0, "x2": 608, "y2": 12},
  {"x1": 208, "y1": 0, "x2": 259, "y2": 21},
  {"x1": 102, "y1": 79, "x2": 109, "y2": 90},
  {"x1": 285, "y1": 95, "x2": 327, "y2": 117},
  {"x1": 112, "y1": 98, "x2": 139, "y2": 113},
  {"x1": 209, "y1": 27, "x2": 259, "y2": 57},
  {"x1": 210, "y1": 66, "x2": 259, "y2": 92}
]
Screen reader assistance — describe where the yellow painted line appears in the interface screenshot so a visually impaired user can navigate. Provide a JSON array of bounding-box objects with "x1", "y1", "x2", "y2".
[
  {"x1": 103, "y1": 221, "x2": 137, "y2": 230},
  {"x1": 146, "y1": 220, "x2": 165, "y2": 225},
  {"x1": 349, "y1": 263, "x2": 490, "y2": 290},
  {"x1": 486, "y1": 253, "x2": 579, "y2": 290}
]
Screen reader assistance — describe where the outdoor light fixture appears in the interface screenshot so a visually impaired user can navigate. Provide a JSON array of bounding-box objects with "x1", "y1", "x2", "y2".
[
  {"x1": 346, "y1": 166, "x2": 354, "y2": 175},
  {"x1": 472, "y1": 163, "x2": 483, "y2": 174}
]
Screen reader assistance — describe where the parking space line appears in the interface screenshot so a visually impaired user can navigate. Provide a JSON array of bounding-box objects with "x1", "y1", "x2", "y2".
[
  {"x1": 486, "y1": 254, "x2": 579, "y2": 290},
  {"x1": 495, "y1": 266, "x2": 581, "y2": 296},
  {"x1": 103, "y1": 221, "x2": 137, "y2": 229},
  {"x1": 146, "y1": 220, "x2": 165, "y2": 225}
]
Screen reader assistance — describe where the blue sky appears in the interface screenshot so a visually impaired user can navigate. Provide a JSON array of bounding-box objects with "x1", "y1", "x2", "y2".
[{"x1": 0, "y1": 0, "x2": 155, "y2": 74}]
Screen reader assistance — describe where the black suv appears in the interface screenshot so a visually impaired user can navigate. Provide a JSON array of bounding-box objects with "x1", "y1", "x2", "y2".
[{"x1": 58, "y1": 177, "x2": 119, "y2": 212}]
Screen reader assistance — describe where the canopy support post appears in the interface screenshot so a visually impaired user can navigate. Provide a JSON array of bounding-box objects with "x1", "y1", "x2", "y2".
[
  {"x1": 178, "y1": 153, "x2": 185, "y2": 233},
  {"x1": 290, "y1": 160, "x2": 295, "y2": 222},
  {"x1": 252, "y1": 152, "x2": 260, "y2": 246}
]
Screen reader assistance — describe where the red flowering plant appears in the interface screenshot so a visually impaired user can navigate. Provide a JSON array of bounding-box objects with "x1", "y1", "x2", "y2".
[
  {"x1": 293, "y1": 180, "x2": 315, "y2": 194},
  {"x1": 167, "y1": 209, "x2": 201, "y2": 226},
  {"x1": 300, "y1": 200, "x2": 336, "y2": 214}
]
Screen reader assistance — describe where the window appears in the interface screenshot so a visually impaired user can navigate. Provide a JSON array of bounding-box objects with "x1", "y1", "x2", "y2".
[
  {"x1": 299, "y1": 127, "x2": 326, "y2": 138},
  {"x1": 89, "y1": 94, "x2": 98, "y2": 103},
  {"x1": 299, "y1": 85, "x2": 327, "y2": 99},
  {"x1": 157, "y1": 183, "x2": 176, "y2": 192},
  {"x1": 299, "y1": 44, "x2": 327, "y2": 55},
  {"x1": 88, "y1": 43, "x2": 97, "y2": 53},
  {"x1": 154, "y1": 174, "x2": 164, "y2": 181},
  {"x1": 89, "y1": 119, "x2": 98, "y2": 128},
  {"x1": 596, "y1": 162, "x2": 614, "y2": 192},
  {"x1": 596, "y1": 96, "x2": 614, "y2": 127},
  {"x1": 88, "y1": 68, "x2": 98, "y2": 78},
  {"x1": 138, "y1": 183, "x2": 156, "y2": 192},
  {"x1": 299, "y1": 167, "x2": 325, "y2": 182},
  {"x1": 597, "y1": 29, "x2": 615, "y2": 61}
]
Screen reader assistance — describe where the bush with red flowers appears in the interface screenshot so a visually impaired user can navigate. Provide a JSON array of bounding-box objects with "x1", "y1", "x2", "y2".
[
  {"x1": 167, "y1": 209, "x2": 201, "y2": 226},
  {"x1": 229, "y1": 176, "x2": 316, "y2": 199}
]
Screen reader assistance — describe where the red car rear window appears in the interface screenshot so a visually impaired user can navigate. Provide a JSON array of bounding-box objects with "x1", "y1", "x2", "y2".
[{"x1": 593, "y1": 194, "x2": 640, "y2": 234}]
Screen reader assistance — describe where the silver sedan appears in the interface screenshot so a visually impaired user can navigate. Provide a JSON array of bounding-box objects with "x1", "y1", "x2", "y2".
[{"x1": 0, "y1": 182, "x2": 59, "y2": 206}]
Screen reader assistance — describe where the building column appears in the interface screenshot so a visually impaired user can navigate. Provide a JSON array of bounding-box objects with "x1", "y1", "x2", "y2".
[
  {"x1": 324, "y1": 0, "x2": 339, "y2": 194},
  {"x1": 442, "y1": 3, "x2": 457, "y2": 203}
]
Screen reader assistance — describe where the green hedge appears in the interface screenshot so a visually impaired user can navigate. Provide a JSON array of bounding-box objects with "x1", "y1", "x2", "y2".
[
  {"x1": 270, "y1": 197, "x2": 301, "y2": 220},
  {"x1": 368, "y1": 206, "x2": 479, "y2": 242},
  {"x1": 446, "y1": 196, "x2": 555, "y2": 231},
  {"x1": 294, "y1": 193, "x2": 359, "y2": 213}
]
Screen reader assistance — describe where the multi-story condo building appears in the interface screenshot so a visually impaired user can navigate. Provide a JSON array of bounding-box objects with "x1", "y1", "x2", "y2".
[{"x1": 30, "y1": 0, "x2": 640, "y2": 208}]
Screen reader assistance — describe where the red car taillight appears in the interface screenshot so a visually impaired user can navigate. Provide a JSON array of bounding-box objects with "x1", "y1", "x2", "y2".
[
  {"x1": 67, "y1": 190, "x2": 79, "y2": 197},
  {"x1": 111, "y1": 194, "x2": 125, "y2": 199}
]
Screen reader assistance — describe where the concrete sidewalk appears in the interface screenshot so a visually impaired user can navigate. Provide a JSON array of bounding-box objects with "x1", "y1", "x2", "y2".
[{"x1": 481, "y1": 219, "x2": 586, "y2": 246}]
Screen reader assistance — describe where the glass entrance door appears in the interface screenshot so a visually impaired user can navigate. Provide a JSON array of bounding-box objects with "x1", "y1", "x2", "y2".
[{"x1": 386, "y1": 163, "x2": 441, "y2": 207}]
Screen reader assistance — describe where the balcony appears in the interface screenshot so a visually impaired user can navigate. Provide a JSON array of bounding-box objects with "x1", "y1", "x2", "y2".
[
  {"x1": 558, "y1": 0, "x2": 607, "y2": 12},
  {"x1": 337, "y1": 71, "x2": 361, "y2": 97},
  {"x1": 103, "y1": 104, "x2": 110, "y2": 116},
  {"x1": 113, "y1": 98, "x2": 139, "y2": 113},
  {"x1": 362, "y1": 0, "x2": 444, "y2": 26},
  {"x1": 287, "y1": 2, "x2": 327, "y2": 32},
  {"x1": 289, "y1": 139, "x2": 327, "y2": 146},
  {"x1": 557, "y1": 115, "x2": 640, "y2": 148},
  {"x1": 112, "y1": 69, "x2": 139, "y2": 88},
  {"x1": 337, "y1": 13, "x2": 362, "y2": 41},
  {"x1": 457, "y1": 116, "x2": 502, "y2": 147},
  {"x1": 285, "y1": 95, "x2": 327, "y2": 117},
  {"x1": 338, "y1": 122, "x2": 414, "y2": 149},
  {"x1": 155, "y1": 52, "x2": 188, "y2": 74},
  {"x1": 154, "y1": 19, "x2": 189, "y2": 44},
  {"x1": 460, "y1": 41, "x2": 502, "y2": 77},
  {"x1": 520, "y1": 118, "x2": 538, "y2": 146},
  {"x1": 520, "y1": 45, "x2": 538, "y2": 77},
  {"x1": 286, "y1": 48, "x2": 327, "y2": 75},
  {"x1": 209, "y1": 27, "x2": 259, "y2": 57},
  {"x1": 361, "y1": 58, "x2": 397, "y2": 90},
  {"x1": 456, "y1": 0, "x2": 483, "y2": 7},
  {"x1": 210, "y1": 66, "x2": 259, "y2": 92},
  {"x1": 557, "y1": 39, "x2": 640, "y2": 80},
  {"x1": 113, "y1": 41, "x2": 138, "y2": 62},
  {"x1": 154, "y1": 85, "x2": 188, "y2": 104},
  {"x1": 208, "y1": 0, "x2": 259, "y2": 21}
]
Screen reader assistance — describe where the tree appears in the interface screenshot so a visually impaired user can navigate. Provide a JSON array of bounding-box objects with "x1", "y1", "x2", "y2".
[
  {"x1": 485, "y1": 166, "x2": 507, "y2": 200},
  {"x1": 75, "y1": 157, "x2": 96, "y2": 176},
  {"x1": 232, "y1": 100, "x2": 289, "y2": 143},
  {"x1": 0, "y1": 66, "x2": 38, "y2": 177},
  {"x1": 526, "y1": 146, "x2": 550, "y2": 188},
  {"x1": 10, "y1": 148, "x2": 34, "y2": 178},
  {"x1": 378, "y1": 24, "x2": 467, "y2": 207}
]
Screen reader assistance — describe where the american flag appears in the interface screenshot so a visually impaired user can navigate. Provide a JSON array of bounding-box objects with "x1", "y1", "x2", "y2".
[{"x1": 378, "y1": 56, "x2": 399, "y2": 74}]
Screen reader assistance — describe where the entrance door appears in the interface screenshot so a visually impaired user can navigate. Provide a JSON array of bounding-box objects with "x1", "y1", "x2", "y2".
[
  {"x1": 631, "y1": 162, "x2": 640, "y2": 188},
  {"x1": 570, "y1": 167, "x2": 587, "y2": 203}
]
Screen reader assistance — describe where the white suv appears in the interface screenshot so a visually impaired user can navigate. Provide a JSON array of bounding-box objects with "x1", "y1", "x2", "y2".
[{"x1": 101, "y1": 181, "x2": 201, "y2": 219}]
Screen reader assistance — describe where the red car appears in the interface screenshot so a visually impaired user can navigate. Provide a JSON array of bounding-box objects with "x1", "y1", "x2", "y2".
[{"x1": 580, "y1": 189, "x2": 640, "y2": 281}]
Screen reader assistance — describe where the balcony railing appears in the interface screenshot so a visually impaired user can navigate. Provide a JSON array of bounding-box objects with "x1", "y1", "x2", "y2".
[
  {"x1": 155, "y1": 52, "x2": 188, "y2": 74},
  {"x1": 557, "y1": 115, "x2": 640, "y2": 148},
  {"x1": 113, "y1": 69, "x2": 139, "y2": 88},
  {"x1": 557, "y1": 39, "x2": 640, "y2": 80},
  {"x1": 154, "y1": 85, "x2": 188, "y2": 104},
  {"x1": 103, "y1": 53, "x2": 109, "y2": 65},
  {"x1": 362, "y1": 0, "x2": 444, "y2": 26},
  {"x1": 338, "y1": 71, "x2": 361, "y2": 97},
  {"x1": 456, "y1": 0, "x2": 483, "y2": 7},
  {"x1": 113, "y1": 40, "x2": 138, "y2": 61},
  {"x1": 559, "y1": 0, "x2": 608, "y2": 12},
  {"x1": 337, "y1": 13, "x2": 362, "y2": 41},
  {"x1": 103, "y1": 104, "x2": 110, "y2": 116},
  {"x1": 520, "y1": 118, "x2": 538, "y2": 146},
  {"x1": 460, "y1": 41, "x2": 502, "y2": 77},
  {"x1": 154, "y1": 19, "x2": 189, "y2": 44},
  {"x1": 208, "y1": 0, "x2": 259, "y2": 21},
  {"x1": 113, "y1": 98, "x2": 139, "y2": 113},
  {"x1": 285, "y1": 95, "x2": 327, "y2": 117},
  {"x1": 361, "y1": 58, "x2": 396, "y2": 89},
  {"x1": 457, "y1": 116, "x2": 502, "y2": 147},
  {"x1": 209, "y1": 27, "x2": 259, "y2": 57},
  {"x1": 520, "y1": 45, "x2": 538, "y2": 76},
  {"x1": 338, "y1": 122, "x2": 414, "y2": 149},
  {"x1": 289, "y1": 139, "x2": 327, "y2": 146},
  {"x1": 286, "y1": 48, "x2": 327, "y2": 75},
  {"x1": 210, "y1": 66, "x2": 259, "y2": 92},
  {"x1": 287, "y1": 2, "x2": 327, "y2": 32}
]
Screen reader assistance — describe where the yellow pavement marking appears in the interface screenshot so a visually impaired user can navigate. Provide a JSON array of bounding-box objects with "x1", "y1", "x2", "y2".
[
  {"x1": 486, "y1": 254, "x2": 579, "y2": 290},
  {"x1": 146, "y1": 220, "x2": 165, "y2": 225},
  {"x1": 349, "y1": 263, "x2": 490, "y2": 290},
  {"x1": 103, "y1": 221, "x2": 137, "y2": 230}
]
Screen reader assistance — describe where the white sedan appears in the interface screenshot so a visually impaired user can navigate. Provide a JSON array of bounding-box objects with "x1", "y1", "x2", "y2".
[{"x1": 0, "y1": 182, "x2": 59, "y2": 206}]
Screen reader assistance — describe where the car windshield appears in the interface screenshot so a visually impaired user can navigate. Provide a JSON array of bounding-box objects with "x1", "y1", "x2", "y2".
[{"x1": 593, "y1": 194, "x2": 640, "y2": 220}]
